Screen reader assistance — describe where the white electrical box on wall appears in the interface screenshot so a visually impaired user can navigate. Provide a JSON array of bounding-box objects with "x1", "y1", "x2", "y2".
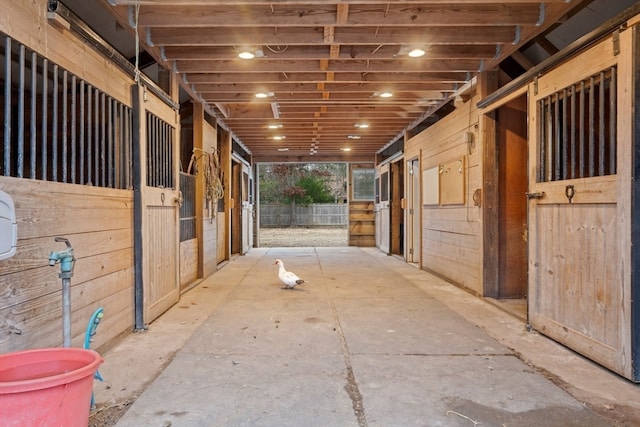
[{"x1": 0, "y1": 189, "x2": 17, "y2": 260}]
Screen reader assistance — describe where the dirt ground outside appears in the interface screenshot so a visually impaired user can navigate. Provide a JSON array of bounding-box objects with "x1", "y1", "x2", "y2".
[{"x1": 258, "y1": 227, "x2": 348, "y2": 247}]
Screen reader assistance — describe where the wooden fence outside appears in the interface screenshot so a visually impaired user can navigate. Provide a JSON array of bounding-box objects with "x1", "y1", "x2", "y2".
[{"x1": 259, "y1": 203, "x2": 348, "y2": 227}]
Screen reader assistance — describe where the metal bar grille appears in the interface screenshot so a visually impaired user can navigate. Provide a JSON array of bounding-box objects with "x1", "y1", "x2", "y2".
[
  {"x1": 3, "y1": 36, "x2": 10, "y2": 176},
  {"x1": 179, "y1": 172, "x2": 196, "y2": 242},
  {"x1": 536, "y1": 66, "x2": 617, "y2": 183},
  {"x1": 0, "y1": 33, "x2": 133, "y2": 189},
  {"x1": 146, "y1": 111, "x2": 174, "y2": 189}
]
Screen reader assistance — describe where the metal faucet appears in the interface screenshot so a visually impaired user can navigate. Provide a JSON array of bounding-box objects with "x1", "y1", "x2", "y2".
[{"x1": 49, "y1": 237, "x2": 75, "y2": 347}]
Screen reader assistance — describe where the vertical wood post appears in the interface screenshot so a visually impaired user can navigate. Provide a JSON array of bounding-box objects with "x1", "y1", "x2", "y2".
[
  {"x1": 630, "y1": 23, "x2": 640, "y2": 381},
  {"x1": 220, "y1": 129, "x2": 232, "y2": 261},
  {"x1": 193, "y1": 102, "x2": 205, "y2": 278},
  {"x1": 478, "y1": 71, "x2": 500, "y2": 298}
]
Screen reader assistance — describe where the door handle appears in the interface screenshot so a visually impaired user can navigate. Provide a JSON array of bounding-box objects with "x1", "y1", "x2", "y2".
[
  {"x1": 525, "y1": 191, "x2": 545, "y2": 200},
  {"x1": 565, "y1": 185, "x2": 575, "y2": 203}
]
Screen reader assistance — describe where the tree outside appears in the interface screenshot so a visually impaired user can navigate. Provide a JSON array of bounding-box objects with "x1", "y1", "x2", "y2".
[
  {"x1": 258, "y1": 163, "x2": 347, "y2": 205},
  {"x1": 258, "y1": 163, "x2": 348, "y2": 229}
]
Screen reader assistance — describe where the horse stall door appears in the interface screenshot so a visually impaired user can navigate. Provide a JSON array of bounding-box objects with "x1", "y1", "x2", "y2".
[
  {"x1": 390, "y1": 160, "x2": 404, "y2": 256},
  {"x1": 241, "y1": 164, "x2": 253, "y2": 253},
  {"x1": 231, "y1": 160, "x2": 242, "y2": 255},
  {"x1": 407, "y1": 158, "x2": 421, "y2": 264},
  {"x1": 527, "y1": 37, "x2": 631, "y2": 377},
  {"x1": 141, "y1": 109, "x2": 180, "y2": 323},
  {"x1": 377, "y1": 164, "x2": 390, "y2": 254}
]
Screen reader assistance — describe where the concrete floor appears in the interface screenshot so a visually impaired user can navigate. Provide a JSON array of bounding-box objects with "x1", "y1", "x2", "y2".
[{"x1": 94, "y1": 247, "x2": 640, "y2": 426}]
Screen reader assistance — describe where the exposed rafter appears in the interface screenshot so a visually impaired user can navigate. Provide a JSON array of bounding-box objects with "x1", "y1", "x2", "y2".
[{"x1": 99, "y1": 0, "x2": 589, "y2": 161}]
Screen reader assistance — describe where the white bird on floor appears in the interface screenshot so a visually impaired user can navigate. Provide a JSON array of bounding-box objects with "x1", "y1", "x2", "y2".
[{"x1": 274, "y1": 259, "x2": 306, "y2": 289}]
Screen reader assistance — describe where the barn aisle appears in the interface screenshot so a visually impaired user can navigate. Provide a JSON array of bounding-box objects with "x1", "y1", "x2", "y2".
[{"x1": 97, "y1": 247, "x2": 637, "y2": 426}]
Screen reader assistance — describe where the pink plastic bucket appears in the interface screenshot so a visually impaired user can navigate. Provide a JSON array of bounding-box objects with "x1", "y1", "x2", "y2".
[{"x1": 0, "y1": 347, "x2": 103, "y2": 427}]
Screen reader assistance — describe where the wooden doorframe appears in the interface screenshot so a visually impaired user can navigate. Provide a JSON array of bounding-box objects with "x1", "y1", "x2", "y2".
[
  {"x1": 479, "y1": 72, "x2": 500, "y2": 298},
  {"x1": 496, "y1": 95, "x2": 528, "y2": 299},
  {"x1": 628, "y1": 23, "x2": 640, "y2": 381},
  {"x1": 217, "y1": 126, "x2": 231, "y2": 265},
  {"x1": 390, "y1": 159, "x2": 404, "y2": 256},
  {"x1": 406, "y1": 157, "x2": 421, "y2": 264},
  {"x1": 231, "y1": 159, "x2": 242, "y2": 255}
]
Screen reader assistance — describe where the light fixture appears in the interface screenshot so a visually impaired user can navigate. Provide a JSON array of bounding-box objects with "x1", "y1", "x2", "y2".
[
  {"x1": 379, "y1": 92, "x2": 393, "y2": 98},
  {"x1": 238, "y1": 46, "x2": 264, "y2": 59},
  {"x1": 347, "y1": 135, "x2": 361, "y2": 139},
  {"x1": 397, "y1": 44, "x2": 427, "y2": 57},
  {"x1": 277, "y1": 148, "x2": 289, "y2": 152},
  {"x1": 354, "y1": 123, "x2": 369, "y2": 129},
  {"x1": 267, "y1": 124, "x2": 283, "y2": 129},
  {"x1": 255, "y1": 92, "x2": 273, "y2": 98},
  {"x1": 273, "y1": 135, "x2": 286, "y2": 140},
  {"x1": 341, "y1": 147, "x2": 352, "y2": 152}
]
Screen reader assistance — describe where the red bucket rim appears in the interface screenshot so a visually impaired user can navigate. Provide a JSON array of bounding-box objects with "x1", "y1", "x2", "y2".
[{"x1": 0, "y1": 347, "x2": 103, "y2": 394}]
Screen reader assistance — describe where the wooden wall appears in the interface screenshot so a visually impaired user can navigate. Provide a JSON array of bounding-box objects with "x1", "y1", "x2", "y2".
[
  {"x1": 349, "y1": 201, "x2": 375, "y2": 246},
  {"x1": 0, "y1": 177, "x2": 134, "y2": 352},
  {"x1": 179, "y1": 239, "x2": 198, "y2": 290},
  {"x1": 1, "y1": 0, "x2": 132, "y2": 107},
  {"x1": 349, "y1": 164, "x2": 375, "y2": 247},
  {"x1": 0, "y1": 0, "x2": 137, "y2": 353},
  {"x1": 202, "y1": 112, "x2": 219, "y2": 275},
  {"x1": 192, "y1": 103, "x2": 219, "y2": 278},
  {"x1": 405, "y1": 93, "x2": 483, "y2": 294}
]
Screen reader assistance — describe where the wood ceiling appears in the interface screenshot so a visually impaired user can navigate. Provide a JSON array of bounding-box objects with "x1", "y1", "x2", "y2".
[{"x1": 101, "y1": 1, "x2": 588, "y2": 162}]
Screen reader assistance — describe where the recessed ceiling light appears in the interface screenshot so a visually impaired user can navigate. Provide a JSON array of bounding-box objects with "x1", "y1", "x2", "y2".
[
  {"x1": 238, "y1": 46, "x2": 263, "y2": 59},
  {"x1": 347, "y1": 135, "x2": 361, "y2": 139},
  {"x1": 255, "y1": 92, "x2": 270, "y2": 98},
  {"x1": 408, "y1": 48, "x2": 425, "y2": 58},
  {"x1": 379, "y1": 92, "x2": 393, "y2": 98},
  {"x1": 354, "y1": 123, "x2": 369, "y2": 129},
  {"x1": 267, "y1": 124, "x2": 283, "y2": 129},
  {"x1": 341, "y1": 147, "x2": 352, "y2": 152},
  {"x1": 273, "y1": 135, "x2": 286, "y2": 140},
  {"x1": 277, "y1": 147, "x2": 289, "y2": 152}
]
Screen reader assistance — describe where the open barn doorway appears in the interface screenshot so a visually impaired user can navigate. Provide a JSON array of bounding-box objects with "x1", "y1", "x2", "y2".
[
  {"x1": 256, "y1": 163, "x2": 348, "y2": 247},
  {"x1": 485, "y1": 94, "x2": 529, "y2": 320}
]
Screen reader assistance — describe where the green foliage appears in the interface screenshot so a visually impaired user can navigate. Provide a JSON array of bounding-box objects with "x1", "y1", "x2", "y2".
[
  {"x1": 258, "y1": 163, "x2": 347, "y2": 204},
  {"x1": 297, "y1": 175, "x2": 334, "y2": 203}
]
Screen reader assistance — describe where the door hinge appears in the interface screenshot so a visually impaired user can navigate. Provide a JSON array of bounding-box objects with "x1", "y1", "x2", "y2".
[{"x1": 613, "y1": 29, "x2": 620, "y2": 56}]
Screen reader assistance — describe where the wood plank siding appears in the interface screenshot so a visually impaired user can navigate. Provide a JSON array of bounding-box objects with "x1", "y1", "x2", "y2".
[
  {"x1": 0, "y1": 177, "x2": 133, "y2": 352},
  {"x1": 406, "y1": 92, "x2": 483, "y2": 294}
]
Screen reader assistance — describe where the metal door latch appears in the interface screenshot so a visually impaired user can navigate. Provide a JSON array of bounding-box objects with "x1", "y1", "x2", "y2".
[{"x1": 525, "y1": 191, "x2": 545, "y2": 200}]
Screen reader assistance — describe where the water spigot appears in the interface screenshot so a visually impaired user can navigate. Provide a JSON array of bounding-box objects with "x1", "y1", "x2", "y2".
[{"x1": 48, "y1": 237, "x2": 75, "y2": 279}]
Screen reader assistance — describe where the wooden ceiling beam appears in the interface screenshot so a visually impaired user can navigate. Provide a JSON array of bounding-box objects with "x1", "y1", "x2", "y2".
[
  {"x1": 135, "y1": 4, "x2": 541, "y2": 27},
  {"x1": 184, "y1": 71, "x2": 469, "y2": 84},
  {"x1": 224, "y1": 111, "x2": 423, "y2": 119},
  {"x1": 201, "y1": 91, "x2": 446, "y2": 101},
  {"x1": 99, "y1": 0, "x2": 584, "y2": 160},
  {"x1": 110, "y1": 0, "x2": 574, "y2": 5},
  {"x1": 175, "y1": 58, "x2": 481, "y2": 73},
  {"x1": 191, "y1": 82, "x2": 456, "y2": 92},
  {"x1": 148, "y1": 26, "x2": 517, "y2": 46},
  {"x1": 162, "y1": 44, "x2": 498, "y2": 60}
]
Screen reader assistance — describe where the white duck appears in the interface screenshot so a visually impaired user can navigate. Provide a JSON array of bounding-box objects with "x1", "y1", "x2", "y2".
[{"x1": 274, "y1": 259, "x2": 306, "y2": 289}]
